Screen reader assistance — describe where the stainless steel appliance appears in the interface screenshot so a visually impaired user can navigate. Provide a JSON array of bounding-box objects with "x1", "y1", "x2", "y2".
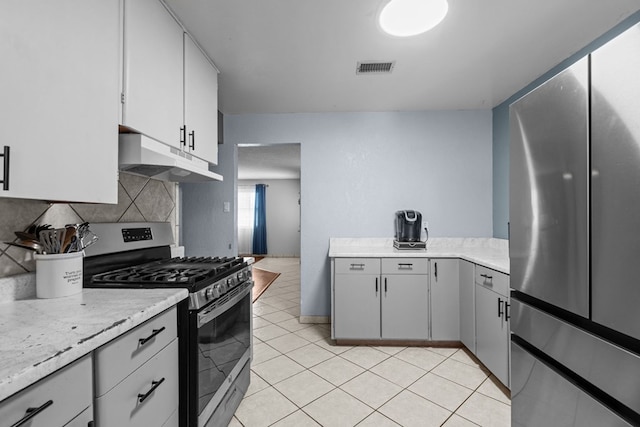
[
  {"x1": 83, "y1": 222, "x2": 253, "y2": 427},
  {"x1": 509, "y1": 23, "x2": 640, "y2": 426}
]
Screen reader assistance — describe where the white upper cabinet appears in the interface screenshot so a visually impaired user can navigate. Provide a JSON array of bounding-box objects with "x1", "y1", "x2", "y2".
[
  {"x1": 121, "y1": 0, "x2": 184, "y2": 149},
  {"x1": 0, "y1": 0, "x2": 119, "y2": 203},
  {"x1": 122, "y1": 0, "x2": 219, "y2": 165},
  {"x1": 184, "y1": 34, "x2": 219, "y2": 164}
]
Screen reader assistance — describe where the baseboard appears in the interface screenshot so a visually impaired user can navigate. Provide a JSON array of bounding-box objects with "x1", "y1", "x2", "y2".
[{"x1": 299, "y1": 316, "x2": 330, "y2": 324}]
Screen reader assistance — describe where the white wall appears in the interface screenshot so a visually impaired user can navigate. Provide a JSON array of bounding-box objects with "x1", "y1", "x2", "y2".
[
  {"x1": 239, "y1": 179, "x2": 301, "y2": 257},
  {"x1": 226, "y1": 111, "x2": 493, "y2": 318}
]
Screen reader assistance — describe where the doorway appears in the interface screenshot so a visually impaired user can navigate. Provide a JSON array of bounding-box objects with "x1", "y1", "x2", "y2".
[{"x1": 237, "y1": 143, "x2": 301, "y2": 258}]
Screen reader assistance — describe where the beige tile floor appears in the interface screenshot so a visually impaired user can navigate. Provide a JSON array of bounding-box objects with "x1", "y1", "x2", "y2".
[{"x1": 231, "y1": 257, "x2": 511, "y2": 427}]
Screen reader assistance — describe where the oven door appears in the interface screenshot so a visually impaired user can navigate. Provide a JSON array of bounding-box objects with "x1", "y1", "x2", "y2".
[{"x1": 195, "y1": 281, "x2": 253, "y2": 426}]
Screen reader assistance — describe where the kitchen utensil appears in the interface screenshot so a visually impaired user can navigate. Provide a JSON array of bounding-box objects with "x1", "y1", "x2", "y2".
[
  {"x1": 4, "y1": 240, "x2": 44, "y2": 253},
  {"x1": 15, "y1": 231, "x2": 37, "y2": 241}
]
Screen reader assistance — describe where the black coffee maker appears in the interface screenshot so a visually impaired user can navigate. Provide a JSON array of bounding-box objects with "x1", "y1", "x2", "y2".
[{"x1": 395, "y1": 210, "x2": 422, "y2": 242}]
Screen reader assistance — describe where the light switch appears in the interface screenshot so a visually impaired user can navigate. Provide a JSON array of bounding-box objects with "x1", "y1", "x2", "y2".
[{"x1": 223, "y1": 202, "x2": 231, "y2": 213}]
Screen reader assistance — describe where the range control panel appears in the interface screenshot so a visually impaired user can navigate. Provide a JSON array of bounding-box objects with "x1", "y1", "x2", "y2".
[{"x1": 122, "y1": 227, "x2": 153, "y2": 243}]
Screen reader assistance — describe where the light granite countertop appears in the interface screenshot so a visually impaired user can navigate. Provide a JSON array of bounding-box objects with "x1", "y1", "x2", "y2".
[
  {"x1": 329, "y1": 237, "x2": 510, "y2": 274},
  {"x1": 0, "y1": 288, "x2": 188, "y2": 402}
]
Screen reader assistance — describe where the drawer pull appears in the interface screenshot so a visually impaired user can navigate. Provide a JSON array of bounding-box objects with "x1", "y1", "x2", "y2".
[
  {"x1": 480, "y1": 274, "x2": 493, "y2": 280},
  {"x1": 1, "y1": 146, "x2": 9, "y2": 191},
  {"x1": 350, "y1": 263, "x2": 365, "y2": 269},
  {"x1": 138, "y1": 327, "x2": 166, "y2": 346},
  {"x1": 10, "y1": 400, "x2": 53, "y2": 427},
  {"x1": 398, "y1": 263, "x2": 413, "y2": 268},
  {"x1": 137, "y1": 377, "x2": 165, "y2": 403}
]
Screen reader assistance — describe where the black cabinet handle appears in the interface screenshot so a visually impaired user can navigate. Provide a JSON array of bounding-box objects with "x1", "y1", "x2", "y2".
[
  {"x1": 1, "y1": 146, "x2": 9, "y2": 191},
  {"x1": 10, "y1": 400, "x2": 53, "y2": 427},
  {"x1": 498, "y1": 297, "x2": 504, "y2": 318},
  {"x1": 434, "y1": 262, "x2": 438, "y2": 281},
  {"x1": 505, "y1": 301, "x2": 511, "y2": 321},
  {"x1": 180, "y1": 126, "x2": 186, "y2": 147},
  {"x1": 480, "y1": 274, "x2": 493, "y2": 279},
  {"x1": 189, "y1": 130, "x2": 195, "y2": 150},
  {"x1": 138, "y1": 327, "x2": 165, "y2": 346},
  {"x1": 137, "y1": 378, "x2": 165, "y2": 403},
  {"x1": 397, "y1": 263, "x2": 413, "y2": 269},
  {"x1": 375, "y1": 277, "x2": 378, "y2": 293},
  {"x1": 384, "y1": 277, "x2": 388, "y2": 293}
]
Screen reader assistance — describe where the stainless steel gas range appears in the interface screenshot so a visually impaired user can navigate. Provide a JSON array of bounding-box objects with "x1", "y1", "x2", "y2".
[{"x1": 83, "y1": 222, "x2": 253, "y2": 427}]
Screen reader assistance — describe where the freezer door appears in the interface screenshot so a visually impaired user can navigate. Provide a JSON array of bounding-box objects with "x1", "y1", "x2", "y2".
[
  {"x1": 509, "y1": 58, "x2": 589, "y2": 317},
  {"x1": 511, "y1": 341, "x2": 633, "y2": 427},
  {"x1": 591, "y1": 23, "x2": 640, "y2": 340}
]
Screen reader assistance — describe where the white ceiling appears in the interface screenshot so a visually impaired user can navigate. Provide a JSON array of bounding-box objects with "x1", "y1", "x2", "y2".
[{"x1": 165, "y1": 0, "x2": 639, "y2": 114}]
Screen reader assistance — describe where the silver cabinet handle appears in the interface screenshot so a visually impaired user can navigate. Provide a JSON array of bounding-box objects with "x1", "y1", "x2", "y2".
[{"x1": 350, "y1": 263, "x2": 365, "y2": 269}]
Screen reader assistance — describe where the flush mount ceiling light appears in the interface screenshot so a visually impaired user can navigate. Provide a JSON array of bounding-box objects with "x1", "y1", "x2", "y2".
[{"x1": 379, "y1": 0, "x2": 449, "y2": 37}]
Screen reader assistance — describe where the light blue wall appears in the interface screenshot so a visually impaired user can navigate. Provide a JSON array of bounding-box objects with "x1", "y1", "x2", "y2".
[
  {"x1": 226, "y1": 111, "x2": 492, "y2": 317},
  {"x1": 180, "y1": 140, "x2": 238, "y2": 257},
  {"x1": 492, "y1": 10, "x2": 640, "y2": 239}
]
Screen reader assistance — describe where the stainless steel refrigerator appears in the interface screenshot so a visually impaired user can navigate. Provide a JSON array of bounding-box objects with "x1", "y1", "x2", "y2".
[{"x1": 510, "y1": 23, "x2": 640, "y2": 426}]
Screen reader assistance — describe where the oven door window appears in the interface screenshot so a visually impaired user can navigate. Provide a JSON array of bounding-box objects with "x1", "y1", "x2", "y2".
[{"x1": 197, "y1": 292, "x2": 251, "y2": 415}]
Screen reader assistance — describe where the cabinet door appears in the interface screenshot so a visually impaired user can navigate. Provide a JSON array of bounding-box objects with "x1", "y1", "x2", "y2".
[
  {"x1": 184, "y1": 33, "x2": 218, "y2": 164},
  {"x1": 123, "y1": 0, "x2": 183, "y2": 149},
  {"x1": 0, "y1": 0, "x2": 119, "y2": 203},
  {"x1": 459, "y1": 260, "x2": 475, "y2": 353},
  {"x1": 476, "y1": 284, "x2": 509, "y2": 386},
  {"x1": 430, "y1": 259, "x2": 460, "y2": 341},
  {"x1": 334, "y1": 274, "x2": 380, "y2": 339},
  {"x1": 381, "y1": 275, "x2": 429, "y2": 340},
  {"x1": 0, "y1": 355, "x2": 92, "y2": 427}
]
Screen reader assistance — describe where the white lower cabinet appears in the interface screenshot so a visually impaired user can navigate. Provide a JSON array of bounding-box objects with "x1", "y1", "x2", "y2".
[
  {"x1": 475, "y1": 266, "x2": 510, "y2": 387},
  {"x1": 430, "y1": 259, "x2": 460, "y2": 341},
  {"x1": 334, "y1": 259, "x2": 381, "y2": 339},
  {"x1": 0, "y1": 354, "x2": 93, "y2": 427},
  {"x1": 94, "y1": 307, "x2": 179, "y2": 427},
  {"x1": 332, "y1": 258, "x2": 430, "y2": 340}
]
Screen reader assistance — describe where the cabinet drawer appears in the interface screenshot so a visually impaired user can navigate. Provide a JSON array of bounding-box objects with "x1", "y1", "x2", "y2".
[
  {"x1": 94, "y1": 338, "x2": 179, "y2": 427},
  {"x1": 475, "y1": 265, "x2": 509, "y2": 297},
  {"x1": 335, "y1": 258, "x2": 380, "y2": 274},
  {"x1": 94, "y1": 307, "x2": 177, "y2": 396},
  {"x1": 381, "y1": 258, "x2": 428, "y2": 274},
  {"x1": 0, "y1": 354, "x2": 92, "y2": 427}
]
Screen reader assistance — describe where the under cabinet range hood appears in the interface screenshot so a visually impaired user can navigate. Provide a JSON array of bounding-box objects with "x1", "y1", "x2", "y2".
[{"x1": 118, "y1": 133, "x2": 222, "y2": 183}]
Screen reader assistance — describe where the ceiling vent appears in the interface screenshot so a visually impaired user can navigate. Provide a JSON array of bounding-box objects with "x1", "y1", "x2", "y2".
[{"x1": 356, "y1": 61, "x2": 395, "y2": 75}]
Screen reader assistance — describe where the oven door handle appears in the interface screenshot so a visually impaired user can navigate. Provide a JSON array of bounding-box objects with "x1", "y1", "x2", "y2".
[{"x1": 197, "y1": 281, "x2": 253, "y2": 327}]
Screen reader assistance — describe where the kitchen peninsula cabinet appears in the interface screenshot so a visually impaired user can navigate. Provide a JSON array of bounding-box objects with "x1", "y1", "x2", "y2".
[
  {"x1": 332, "y1": 258, "x2": 430, "y2": 341},
  {"x1": 475, "y1": 265, "x2": 510, "y2": 387},
  {"x1": 122, "y1": 0, "x2": 219, "y2": 165},
  {"x1": 1, "y1": 0, "x2": 119, "y2": 203}
]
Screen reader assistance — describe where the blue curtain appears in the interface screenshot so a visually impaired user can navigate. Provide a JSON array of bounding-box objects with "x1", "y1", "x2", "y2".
[{"x1": 252, "y1": 184, "x2": 267, "y2": 254}]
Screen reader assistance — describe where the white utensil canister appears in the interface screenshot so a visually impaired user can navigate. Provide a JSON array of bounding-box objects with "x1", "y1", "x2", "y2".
[{"x1": 35, "y1": 251, "x2": 85, "y2": 298}]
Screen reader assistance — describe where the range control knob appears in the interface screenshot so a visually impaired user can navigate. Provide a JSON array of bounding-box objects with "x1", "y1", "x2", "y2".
[
  {"x1": 219, "y1": 282, "x2": 228, "y2": 294},
  {"x1": 205, "y1": 287, "x2": 215, "y2": 300},
  {"x1": 237, "y1": 271, "x2": 245, "y2": 281},
  {"x1": 227, "y1": 278, "x2": 234, "y2": 288}
]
